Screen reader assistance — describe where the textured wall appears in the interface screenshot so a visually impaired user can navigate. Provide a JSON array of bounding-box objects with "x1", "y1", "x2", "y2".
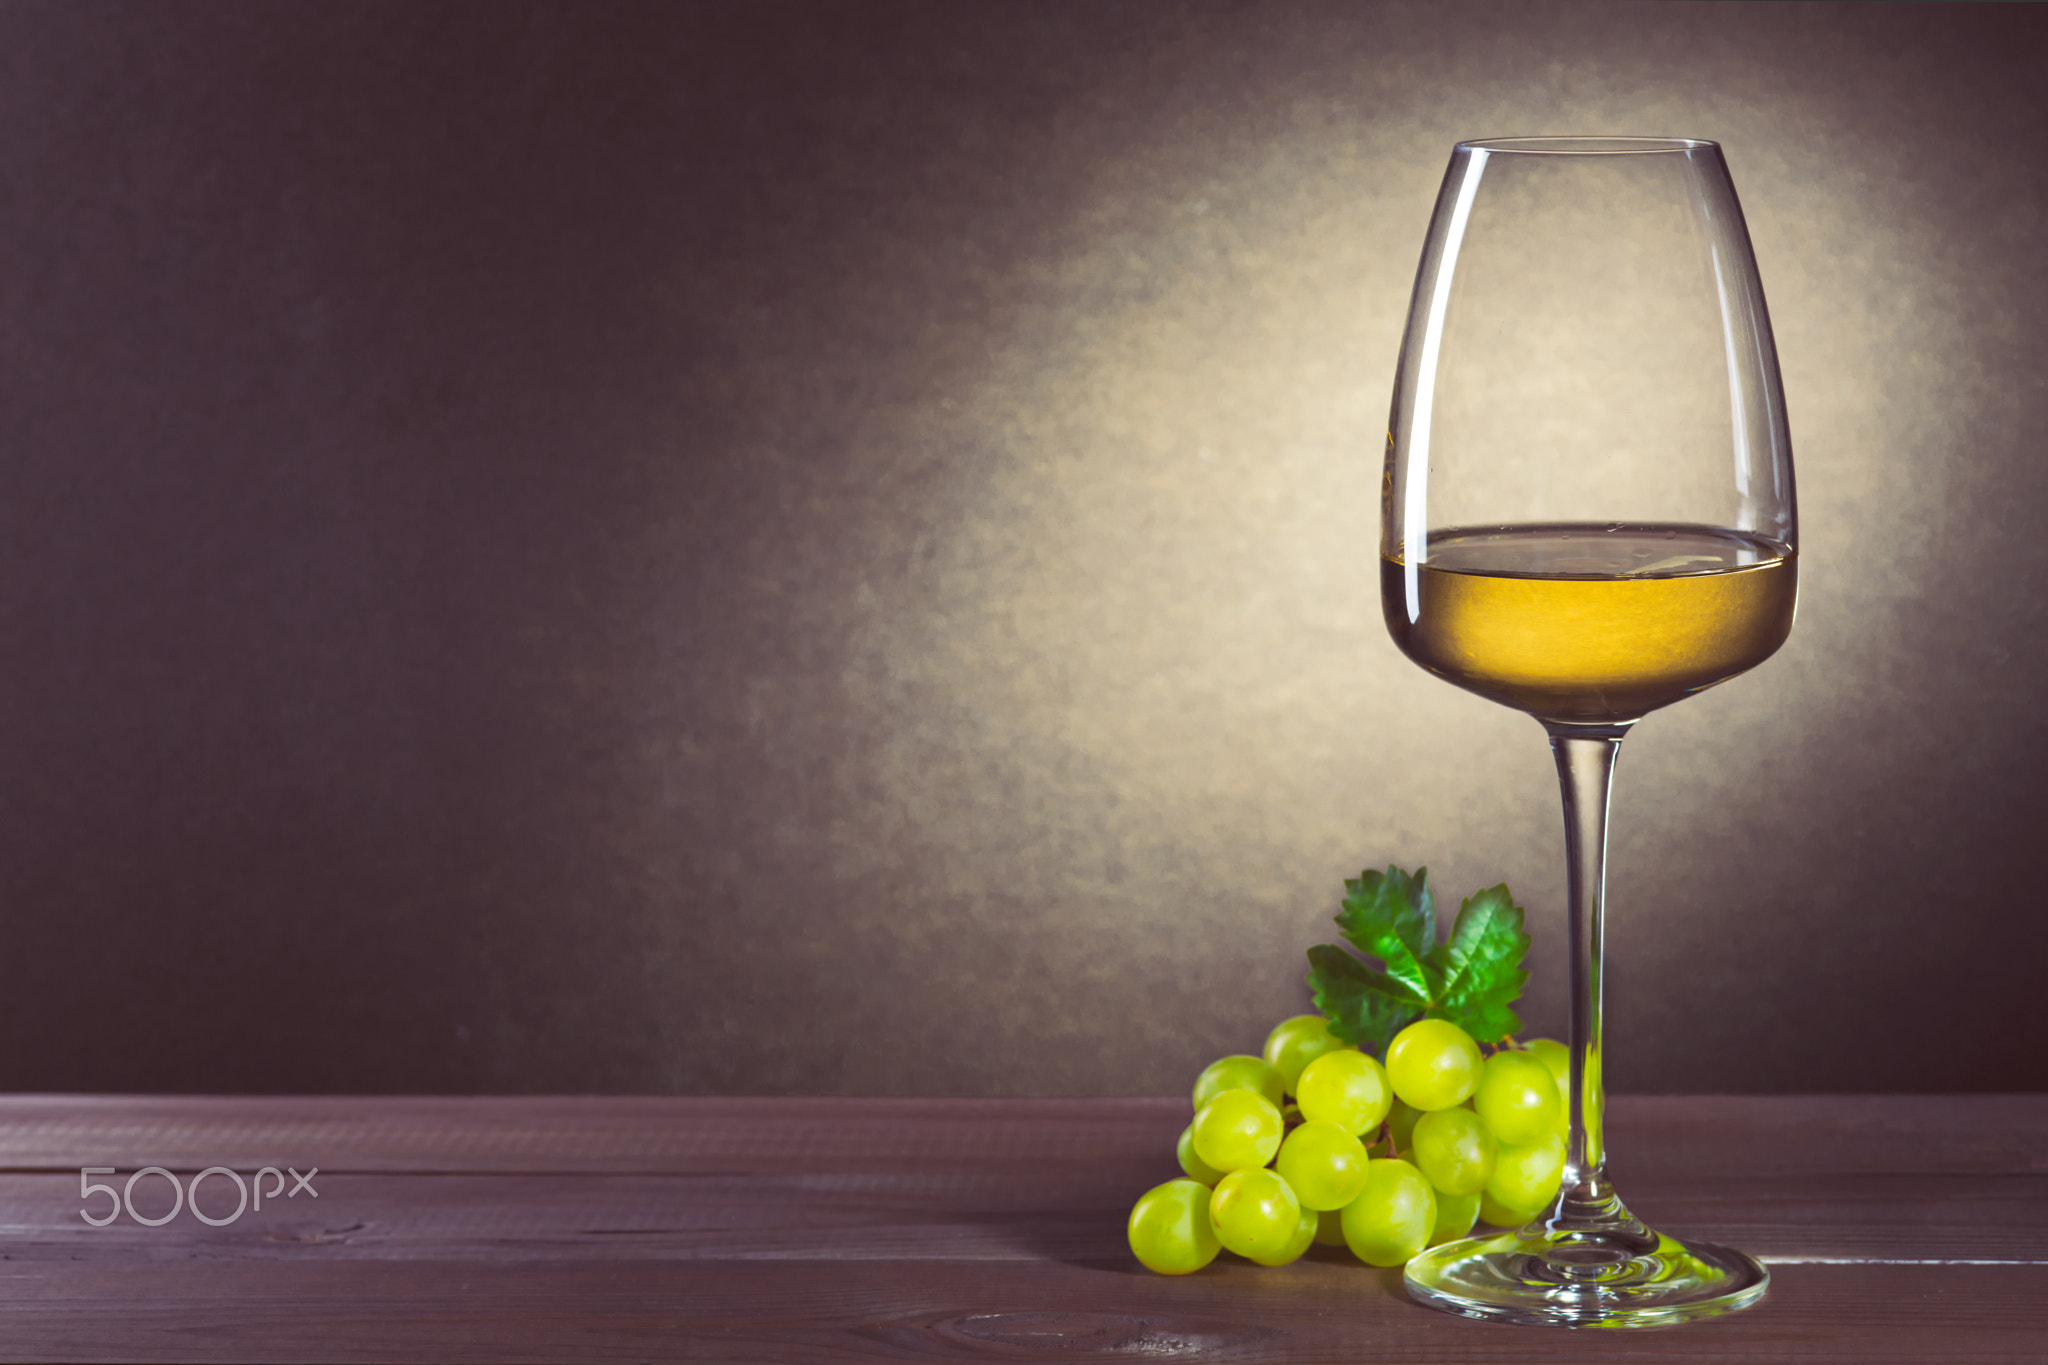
[{"x1": 0, "y1": 1, "x2": 2041, "y2": 1095}]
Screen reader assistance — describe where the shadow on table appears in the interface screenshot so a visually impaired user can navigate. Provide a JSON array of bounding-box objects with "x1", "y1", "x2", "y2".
[{"x1": 945, "y1": 1197, "x2": 1415, "y2": 1294}]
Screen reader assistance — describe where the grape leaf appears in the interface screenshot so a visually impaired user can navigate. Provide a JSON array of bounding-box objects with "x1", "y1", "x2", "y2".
[
  {"x1": 1333, "y1": 867, "x2": 1438, "y2": 1005},
  {"x1": 1430, "y1": 884, "x2": 1531, "y2": 1044},
  {"x1": 1305, "y1": 945, "x2": 1424, "y2": 1052},
  {"x1": 1308, "y1": 867, "x2": 1531, "y2": 1052}
]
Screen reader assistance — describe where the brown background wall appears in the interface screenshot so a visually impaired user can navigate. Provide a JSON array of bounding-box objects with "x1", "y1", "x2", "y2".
[{"x1": 0, "y1": 1, "x2": 2041, "y2": 1096}]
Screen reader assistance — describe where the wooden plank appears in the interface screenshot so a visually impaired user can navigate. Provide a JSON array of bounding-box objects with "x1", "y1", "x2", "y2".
[
  {"x1": 0, "y1": 1259, "x2": 2035, "y2": 1363},
  {"x1": 4, "y1": 1168, "x2": 2046, "y2": 1265},
  {"x1": 1601, "y1": 1094, "x2": 2048, "y2": 1177},
  {"x1": 0, "y1": 1096, "x2": 1189, "y2": 1173},
  {"x1": 1, "y1": 1094, "x2": 2042, "y2": 1175}
]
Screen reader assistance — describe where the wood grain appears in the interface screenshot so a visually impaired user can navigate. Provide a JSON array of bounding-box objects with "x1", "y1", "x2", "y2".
[{"x1": 0, "y1": 1095, "x2": 2040, "y2": 1362}]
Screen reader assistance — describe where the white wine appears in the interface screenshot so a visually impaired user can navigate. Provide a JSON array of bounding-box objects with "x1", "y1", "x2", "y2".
[{"x1": 1382, "y1": 524, "x2": 1796, "y2": 724}]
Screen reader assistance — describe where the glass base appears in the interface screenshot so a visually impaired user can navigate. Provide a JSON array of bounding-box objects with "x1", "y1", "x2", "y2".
[{"x1": 1404, "y1": 1222, "x2": 1768, "y2": 1328}]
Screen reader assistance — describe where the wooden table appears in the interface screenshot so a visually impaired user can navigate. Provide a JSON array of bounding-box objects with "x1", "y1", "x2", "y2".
[{"x1": 0, "y1": 1094, "x2": 2040, "y2": 1361}]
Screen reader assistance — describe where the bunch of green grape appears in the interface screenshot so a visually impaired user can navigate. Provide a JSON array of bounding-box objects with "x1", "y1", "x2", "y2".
[{"x1": 1127, "y1": 1015, "x2": 1574, "y2": 1274}]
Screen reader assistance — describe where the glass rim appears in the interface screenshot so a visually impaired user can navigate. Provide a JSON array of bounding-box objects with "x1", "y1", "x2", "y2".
[{"x1": 1455, "y1": 136, "x2": 1717, "y2": 156}]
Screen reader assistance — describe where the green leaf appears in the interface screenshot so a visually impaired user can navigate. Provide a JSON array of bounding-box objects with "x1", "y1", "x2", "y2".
[
  {"x1": 1431, "y1": 884, "x2": 1532, "y2": 1044},
  {"x1": 1334, "y1": 867, "x2": 1439, "y2": 1005},
  {"x1": 1310, "y1": 866, "x2": 1533, "y2": 1054},
  {"x1": 1306, "y1": 945, "x2": 1425, "y2": 1053},
  {"x1": 1440, "y1": 995, "x2": 1522, "y2": 1046}
]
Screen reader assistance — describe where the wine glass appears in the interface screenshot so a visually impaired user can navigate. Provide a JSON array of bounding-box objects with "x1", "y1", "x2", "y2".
[{"x1": 1385, "y1": 138, "x2": 1793, "y2": 1327}]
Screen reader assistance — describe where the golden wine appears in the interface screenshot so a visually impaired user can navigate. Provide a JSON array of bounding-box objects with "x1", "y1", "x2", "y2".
[{"x1": 1382, "y1": 524, "x2": 1796, "y2": 723}]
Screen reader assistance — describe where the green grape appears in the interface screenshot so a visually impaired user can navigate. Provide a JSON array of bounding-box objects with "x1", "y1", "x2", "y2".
[
  {"x1": 1192, "y1": 1055, "x2": 1286, "y2": 1112},
  {"x1": 1385, "y1": 1097, "x2": 1422, "y2": 1154},
  {"x1": 1474, "y1": 1050, "x2": 1563, "y2": 1146},
  {"x1": 1479, "y1": 1188, "x2": 1540, "y2": 1228},
  {"x1": 1487, "y1": 1131, "x2": 1565, "y2": 1215},
  {"x1": 1384, "y1": 1019, "x2": 1482, "y2": 1111},
  {"x1": 1262, "y1": 1014, "x2": 1343, "y2": 1095},
  {"x1": 1191, "y1": 1089, "x2": 1285, "y2": 1172},
  {"x1": 1176, "y1": 1123, "x2": 1225, "y2": 1186},
  {"x1": 1525, "y1": 1038, "x2": 1571, "y2": 1130},
  {"x1": 1274, "y1": 1120, "x2": 1369, "y2": 1211},
  {"x1": 1338, "y1": 1158, "x2": 1437, "y2": 1267},
  {"x1": 1294, "y1": 1049, "x2": 1392, "y2": 1136},
  {"x1": 1525, "y1": 1038, "x2": 1569, "y2": 1096},
  {"x1": 1314, "y1": 1207, "x2": 1348, "y2": 1246},
  {"x1": 1410, "y1": 1105, "x2": 1497, "y2": 1197},
  {"x1": 1127, "y1": 1179, "x2": 1222, "y2": 1274},
  {"x1": 1209, "y1": 1167, "x2": 1302, "y2": 1262},
  {"x1": 1429, "y1": 1188, "x2": 1481, "y2": 1246},
  {"x1": 1249, "y1": 1198, "x2": 1319, "y2": 1267}
]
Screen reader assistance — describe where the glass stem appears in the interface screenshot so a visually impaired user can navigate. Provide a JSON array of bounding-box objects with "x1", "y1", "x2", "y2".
[{"x1": 1543, "y1": 722, "x2": 1640, "y2": 1235}]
